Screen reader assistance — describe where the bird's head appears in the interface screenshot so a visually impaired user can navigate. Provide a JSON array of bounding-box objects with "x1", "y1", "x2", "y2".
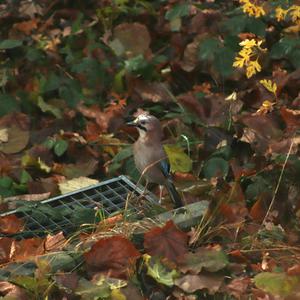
[{"x1": 127, "y1": 113, "x2": 163, "y2": 139}]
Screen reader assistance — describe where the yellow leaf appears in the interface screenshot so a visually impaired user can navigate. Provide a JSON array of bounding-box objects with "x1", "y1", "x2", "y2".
[
  {"x1": 164, "y1": 145, "x2": 192, "y2": 173},
  {"x1": 111, "y1": 289, "x2": 127, "y2": 300},
  {"x1": 260, "y1": 79, "x2": 277, "y2": 95}
]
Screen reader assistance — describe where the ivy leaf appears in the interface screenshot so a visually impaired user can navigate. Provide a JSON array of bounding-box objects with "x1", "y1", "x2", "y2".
[
  {"x1": 0, "y1": 39, "x2": 23, "y2": 49},
  {"x1": 203, "y1": 157, "x2": 229, "y2": 179},
  {"x1": 54, "y1": 140, "x2": 68, "y2": 157},
  {"x1": 165, "y1": 4, "x2": 190, "y2": 21},
  {"x1": 198, "y1": 38, "x2": 221, "y2": 61}
]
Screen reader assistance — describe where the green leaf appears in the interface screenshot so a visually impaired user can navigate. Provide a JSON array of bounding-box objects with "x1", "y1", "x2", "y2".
[
  {"x1": 37, "y1": 97, "x2": 62, "y2": 118},
  {"x1": 71, "y1": 207, "x2": 98, "y2": 225},
  {"x1": 165, "y1": 4, "x2": 190, "y2": 21},
  {"x1": 198, "y1": 38, "x2": 221, "y2": 61},
  {"x1": 270, "y1": 37, "x2": 300, "y2": 59},
  {"x1": 164, "y1": 145, "x2": 192, "y2": 173},
  {"x1": 245, "y1": 176, "x2": 270, "y2": 200},
  {"x1": 288, "y1": 48, "x2": 300, "y2": 69},
  {"x1": 20, "y1": 170, "x2": 32, "y2": 184},
  {"x1": 214, "y1": 47, "x2": 235, "y2": 77},
  {"x1": 0, "y1": 94, "x2": 20, "y2": 116},
  {"x1": 246, "y1": 17, "x2": 266, "y2": 37},
  {"x1": 54, "y1": 139, "x2": 68, "y2": 156},
  {"x1": 39, "y1": 253, "x2": 79, "y2": 273},
  {"x1": 254, "y1": 272, "x2": 300, "y2": 297},
  {"x1": 145, "y1": 255, "x2": 179, "y2": 287},
  {"x1": 222, "y1": 15, "x2": 247, "y2": 35},
  {"x1": 0, "y1": 39, "x2": 23, "y2": 49},
  {"x1": 203, "y1": 157, "x2": 229, "y2": 179},
  {"x1": 180, "y1": 248, "x2": 229, "y2": 273},
  {"x1": 75, "y1": 278, "x2": 110, "y2": 298}
]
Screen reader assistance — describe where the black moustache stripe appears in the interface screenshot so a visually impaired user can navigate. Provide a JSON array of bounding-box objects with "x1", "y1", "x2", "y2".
[{"x1": 137, "y1": 124, "x2": 147, "y2": 131}]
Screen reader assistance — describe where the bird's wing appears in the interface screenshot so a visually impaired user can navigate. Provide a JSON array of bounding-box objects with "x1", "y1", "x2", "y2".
[{"x1": 159, "y1": 159, "x2": 171, "y2": 178}]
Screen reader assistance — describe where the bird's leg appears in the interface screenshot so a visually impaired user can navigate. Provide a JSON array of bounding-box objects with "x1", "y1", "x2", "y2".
[
  {"x1": 141, "y1": 180, "x2": 149, "y2": 197},
  {"x1": 159, "y1": 185, "x2": 164, "y2": 204}
]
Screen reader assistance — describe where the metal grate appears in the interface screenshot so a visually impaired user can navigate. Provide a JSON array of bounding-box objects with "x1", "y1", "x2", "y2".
[{"x1": 0, "y1": 176, "x2": 157, "y2": 239}]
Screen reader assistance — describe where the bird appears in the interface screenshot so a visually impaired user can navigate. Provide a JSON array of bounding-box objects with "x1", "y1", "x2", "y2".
[{"x1": 127, "y1": 112, "x2": 183, "y2": 208}]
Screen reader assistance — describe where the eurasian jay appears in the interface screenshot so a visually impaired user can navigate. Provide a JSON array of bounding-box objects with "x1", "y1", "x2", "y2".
[{"x1": 128, "y1": 113, "x2": 183, "y2": 208}]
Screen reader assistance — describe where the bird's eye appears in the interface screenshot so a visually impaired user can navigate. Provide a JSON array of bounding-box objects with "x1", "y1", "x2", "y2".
[{"x1": 140, "y1": 120, "x2": 146, "y2": 125}]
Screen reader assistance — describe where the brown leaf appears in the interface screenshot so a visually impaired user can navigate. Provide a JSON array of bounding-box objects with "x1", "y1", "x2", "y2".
[
  {"x1": 0, "y1": 126, "x2": 29, "y2": 154},
  {"x1": 240, "y1": 114, "x2": 282, "y2": 140},
  {"x1": 226, "y1": 277, "x2": 251, "y2": 299},
  {"x1": 179, "y1": 38, "x2": 201, "y2": 72},
  {"x1": 0, "y1": 215, "x2": 24, "y2": 234},
  {"x1": 55, "y1": 273, "x2": 79, "y2": 292},
  {"x1": 10, "y1": 238, "x2": 45, "y2": 261},
  {"x1": 0, "y1": 237, "x2": 13, "y2": 264},
  {"x1": 250, "y1": 198, "x2": 267, "y2": 222},
  {"x1": 14, "y1": 18, "x2": 39, "y2": 35},
  {"x1": 84, "y1": 236, "x2": 140, "y2": 279},
  {"x1": 110, "y1": 22, "x2": 151, "y2": 57},
  {"x1": 132, "y1": 80, "x2": 173, "y2": 102},
  {"x1": 144, "y1": 220, "x2": 188, "y2": 263},
  {"x1": 287, "y1": 264, "x2": 300, "y2": 276},
  {"x1": 0, "y1": 281, "x2": 28, "y2": 299},
  {"x1": 280, "y1": 107, "x2": 300, "y2": 131},
  {"x1": 44, "y1": 232, "x2": 67, "y2": 252},
  {"x1": 175, "y1": 273, "x2": 223, "y2": 294}
]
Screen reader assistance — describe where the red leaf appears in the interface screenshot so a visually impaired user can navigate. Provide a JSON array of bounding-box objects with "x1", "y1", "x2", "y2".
[
  {"x1": 250, "y1": 198, "x2": 266, "y2": 222},
  {"x1": 280, "y1": 107, "x2": 300, "y2": 131},
  {"x1": 10, "y1": 238, "x2": 45, "y2": 261},
  {"x1": 0, "y1": 237, "x2": 13, "y2": 264},
  {"x1": 287, "y1": 264, "x2": 300, "y2": 276},
  {"x1": 0, "y1": 215, "x2": 24, "y2": 234},
  {"x1": 144, "y1": 220, "x2": 188, "y2": 263},
  {"x1": 84, "y1": 235, "x2": 140, "y2": 279}
]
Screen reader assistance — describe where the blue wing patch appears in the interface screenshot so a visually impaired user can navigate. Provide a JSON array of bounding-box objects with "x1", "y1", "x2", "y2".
[{"x1": 159, "y1": 159, "x2": 170, "y2": 178}]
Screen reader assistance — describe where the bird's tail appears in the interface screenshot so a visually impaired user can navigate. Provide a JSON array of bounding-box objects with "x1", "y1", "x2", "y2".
[{"x1": 165, "y1": 179, "x2": 183, "y2": 208}]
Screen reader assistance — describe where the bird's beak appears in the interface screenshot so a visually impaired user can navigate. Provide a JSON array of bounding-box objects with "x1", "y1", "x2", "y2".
[{"x1": 126, "y1": 120, "x2": 137, "y2": 127}]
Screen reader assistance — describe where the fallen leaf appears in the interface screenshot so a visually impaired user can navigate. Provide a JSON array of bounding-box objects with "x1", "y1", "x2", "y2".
[
  {"x1": 133, "y1": 80, "x2": 173, "y2": 102},
  {"x1": 10, "y1": 238, "x2": 45, "y2": 262},
  {"x1": 0, "y1": 281, "x2": 28, "y2": 299},
  {"x1": 175, "y1": 273, "x2": 223, "y2": 294},
  {"x1": 58, "y1": 176, "x2": 99, "y2": 194},
  {"x1": 144, "y1": 254, "x2": 179, "y2": 287},
  {"x1": 84, "y1": 236, "x2": 140, "y2": 279},
  {"x1": 14, "y1": 18, "x2": 39, "y2": 35},
  {"x1": 109, "y1": 23, "x2": 151, "y2": 57},
  {"x1": 254, "y1": 272, "x2": 300, "y2": 297},
  {"x1": 75, "y1": 277, "x2": 110, "y2": 298},
  {"x1": 55, "y1": 272, "x2": 79, "y2": 292},
  {"x1": 0, "y1": 214, "x2": 24, "y2": 234},
  {"x1": 144, "y1": 220, "x2": 188, "y2": 263},
  {"x1": 226, "y1": 277, "x2": 251, "y2": 299},
  {"x1": 164, "y1": 144, "x2": 192, "y2": 173},
  {"x1": 0, "y1": 237, "x2": 13, "y2": 264},
  {"x1": 280, "y1": 107, "x2": 300, "y2": 131},
  {"x1": 0, "y1": 126, "x2": 29, "y2": 154},
  {"x1": 44, "y1": 232, "x2": 67, "y2": 252},
  {"x1": 287, "y1": 264, "x2": 300, "y2": 276},
  {"x1": 178, "y1": 247, "x2": 229, "y2": 274}
]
